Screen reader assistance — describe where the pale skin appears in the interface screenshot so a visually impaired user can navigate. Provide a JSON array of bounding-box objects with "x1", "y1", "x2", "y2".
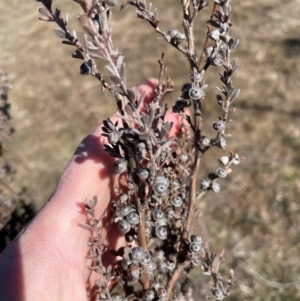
[{"x1": 0, "y1": 79, "x2": 183, "y2": 301}]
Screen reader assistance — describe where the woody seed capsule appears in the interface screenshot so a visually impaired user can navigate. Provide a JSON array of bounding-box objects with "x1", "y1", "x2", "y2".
[
  {"x1": 199, "y1": 136, "x2": 210, "y2": 148},
  {"x1": 140, "y1": 252, "x2": 152, "y2": 266},
  {"x1": 156, "y1": 225, "x2": 168, "y2": 239},
  {"x1": 126, "y1": 212, "x2": 140, "y2": 225},
  {"x1": 232, "y1": 154, "x2": 241, "y2": 165},
  {"x1": 189, "y1": 86, "x2": 205, "y2": 100},
  {"x1": 114, "y1": 159, "x2": 126, "y2": 174},
  {"x1": 192, "y1": 254, "x2": 201, "y2": 265},
  {"x1": 118, "y1": 219, "x2": 130, "y2": 234},
  {"x1": 170, "y1": 195, "x2": 183, "y2": 207},
  {"x1": 189, "y1": 242, "x2": 202, "y2": 253},
  {"x1": 212, "y1": 288, "x2": 224, "y2": 301},
  {"x1": 216, "y1": 168, "x2": 227, "y2": 178},
  {"x1": 152, "y1": 209, "x2": 165, "y2": 222},
  {"x1": 200, "y1": 178, "x2": 210, "y2": 189},
  {"x1": 211, "y1": 182, "x2": 220, "y2": 193},
  {"x1": 213, "y1": 121, "x2": 225, "y2": 132},
  {"x1": 191, "y1": 235, "x2": 203, "y2": 243},
  {"x1": 216, "y1": 137, "x2": 227, "y2": 149},
  {"x1": 218, "y1": 156, "x2": 230, "y2": 166},
  {"x1": 118, "y1": 204, "x2": 132, "y2": 217},
  {"x1": 131, "y1": 246, "x2": 145, "y2": 261},
  {"x1": 137, "y1": 168, "x2": 149, "y2": 180}
]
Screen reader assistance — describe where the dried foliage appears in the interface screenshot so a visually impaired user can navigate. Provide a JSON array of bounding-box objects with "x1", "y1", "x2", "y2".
[{"x1": 36, "y1": 0, "x2": 243, "y2": 300}]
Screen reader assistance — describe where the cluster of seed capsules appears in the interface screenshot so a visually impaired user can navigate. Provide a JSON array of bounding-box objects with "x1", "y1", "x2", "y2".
[
  {"x1": 111, "y1": 238, "x2": 203, "y2": 301},
  {"x1": 109, "y1": 150, "x2": 205, "y2": 299},
  {"x1": 113, "y1": 165, "x2": 193, "y2": 240},
  {"x1": 102, "y1": 76, "x2": 240, "y2": 299}
]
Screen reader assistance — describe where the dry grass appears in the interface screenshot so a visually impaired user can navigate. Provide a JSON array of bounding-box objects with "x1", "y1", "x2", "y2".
[{"x1": 1, "y1": 0, "x2": 300, "y2": 300}]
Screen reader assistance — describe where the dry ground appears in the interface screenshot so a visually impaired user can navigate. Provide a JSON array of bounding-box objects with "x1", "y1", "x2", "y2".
[{"x1": 1, "y1": 0, "x2": 300, "y2": 300}]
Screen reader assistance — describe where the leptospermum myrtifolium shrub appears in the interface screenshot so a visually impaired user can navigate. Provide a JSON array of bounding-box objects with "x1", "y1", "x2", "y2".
[{"x1": 36, "y1": 0, "x2": 243, "y2": 300}]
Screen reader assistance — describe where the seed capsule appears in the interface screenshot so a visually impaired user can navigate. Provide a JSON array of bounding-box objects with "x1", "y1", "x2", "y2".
[
  {"x1": 216, "y1": 168, "x2": 227, "y2": 178},
  {"x1": 189, "y1": 86, "x2": 205, "y2": 100},
  {"x1": 232, "y1": 154, "x2": 241, "y2": 165},
  {"x1": 170, "y1": 195, "x2": 183, "y2": 207},
  {"x1": 189, "y1": 242, "x2": 202, "y2": 253},
  {"x1": 212, "y1": 288, "x2": 224, "y2": 300},
  {"x1": 155, "y1": 225, "x2": 168, "y2": 240},
  {"x1": 153, "y1": 175, "x2": 169, "y2": 196},
  {"x1": 118, "y1": 219, "x2": 130, "y2": 234},
  {"x1": 147, "y1": 259, "x2": 157, "y2": 270},
  {"x1": 152, "y1": 209, "x2": 165, "y2": 222},
  {"x1": 131, "y1": 246, "x2": 145, "y2": 261},
  {"x1": 127, "y1": 263, "x2": 140, "y2": 283},
  {"x1": 140, "y1": 252, "x2": 152, "y2": 266},
  {"x1": 218, "y1": 156, "x2": 230, "y2": 166},
  {"x1": 198, "y1": 136, "x2": 211, "y2": 148},
  {"x1": 114, "y1": 159, "x2": 126, "y2": 174},
  {"x1": 191, "y1": 235, "x2": 203, "y2": 243},
  {"x1": 213, "y1": 121, "x2": 225, "y2": 132},
  {"x1": 211, "y1": 182, "x2": 220, "y2": 193},
  {"x1": 137, "y1": 168, "x2": 149, "y2": 180},
  {"x1": 192, "y1": 254, "x2": 201, "y2": 266},
  {"x1": 126, "y1": 212, "x2": 140, "y2": 225},
  {"x1": 166, "y1": 260, "x2": 175, "y2": 270},
  {"x1": 216, "y1": 137, "x2": 227, "y2": 149},
  {"x1": 200, "y1": 178, "x2": 210, "y2": 189},
  {"x1": 118, "y1": 204, "x2": 132, "y2": 217}
]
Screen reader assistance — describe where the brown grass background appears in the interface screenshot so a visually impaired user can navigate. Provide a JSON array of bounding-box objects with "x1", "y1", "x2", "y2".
[{"x1": 1, "y1": 0, "x2": 300, "y2": 300}]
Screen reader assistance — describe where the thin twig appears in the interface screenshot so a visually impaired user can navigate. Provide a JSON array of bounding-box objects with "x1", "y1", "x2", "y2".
[{"x1": 197, "y1": 2, "x2": 218, "y2": 68}]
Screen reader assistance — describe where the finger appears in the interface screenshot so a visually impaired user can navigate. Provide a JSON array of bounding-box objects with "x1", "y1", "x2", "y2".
[{"x1": 164, "y1": 108, "x2": 191, "y2": 138}]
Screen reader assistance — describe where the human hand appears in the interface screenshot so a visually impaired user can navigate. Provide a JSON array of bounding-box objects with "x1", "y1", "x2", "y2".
[{"x1": 0, "y1": 79, "x2": 183, "y2": 301}]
